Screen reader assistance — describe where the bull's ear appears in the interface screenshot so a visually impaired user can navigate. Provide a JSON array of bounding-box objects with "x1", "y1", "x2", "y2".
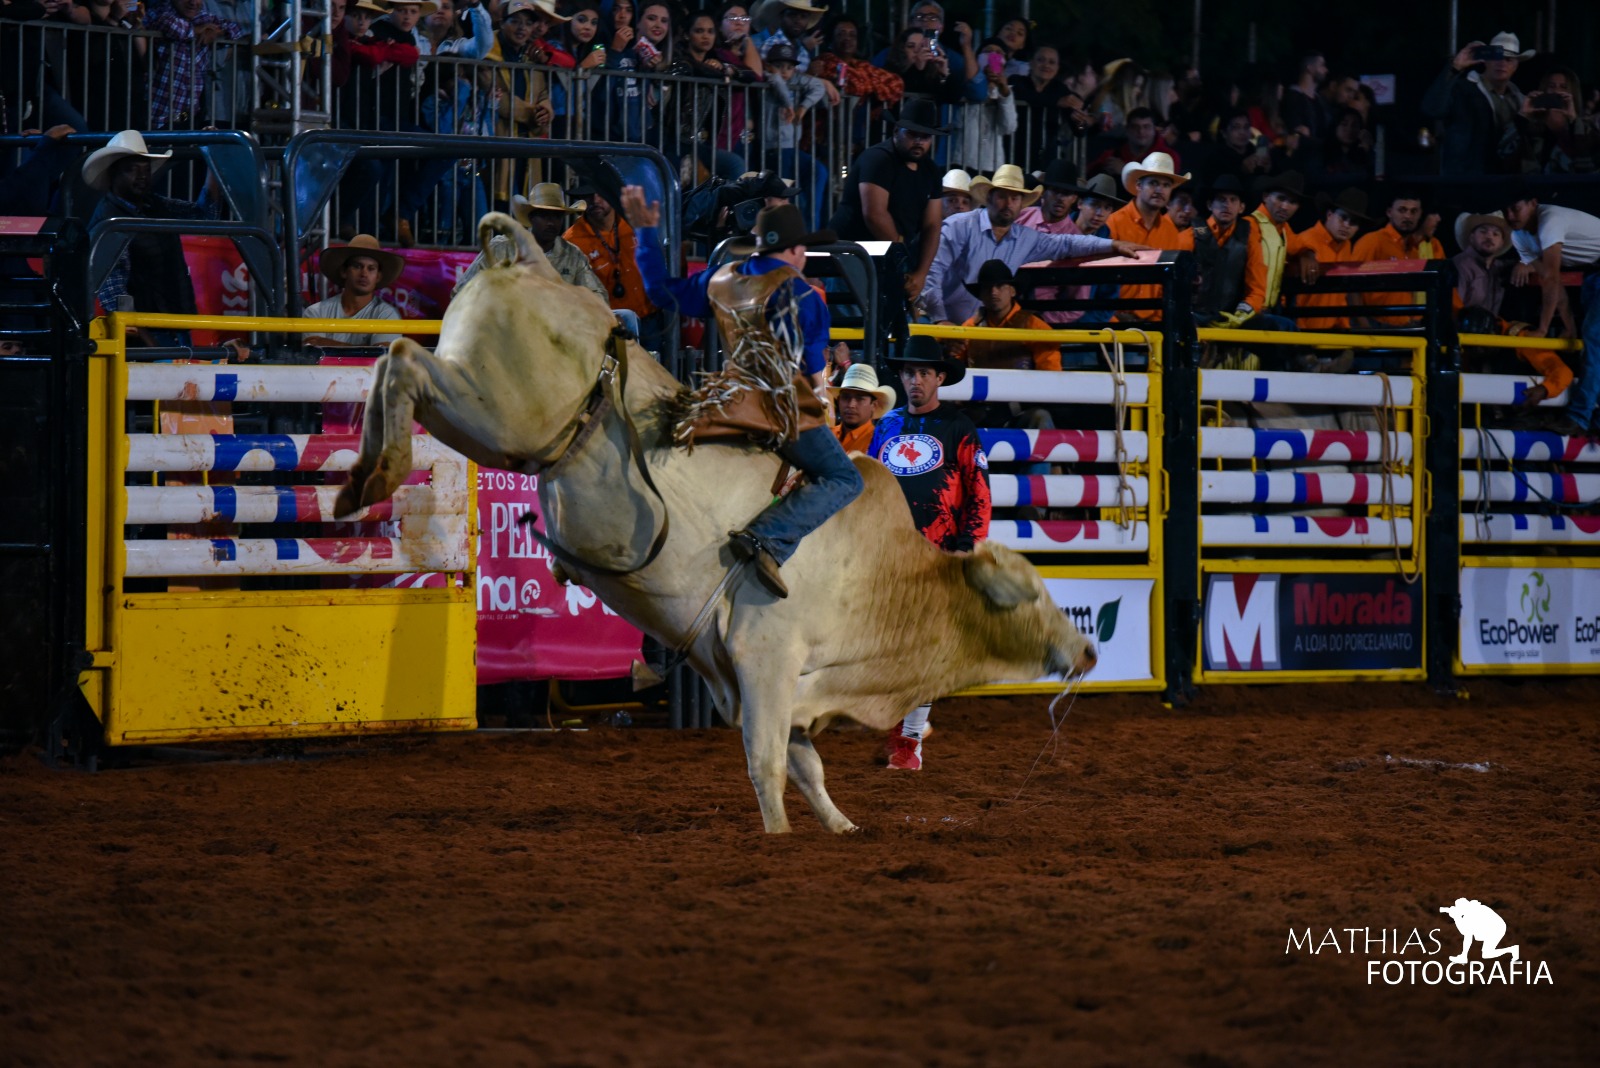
[{"x1": 965, "y1": 543, "x2": 1041, "y2": 608}]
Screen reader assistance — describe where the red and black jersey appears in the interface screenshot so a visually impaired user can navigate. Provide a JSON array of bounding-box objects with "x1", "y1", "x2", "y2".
[{"x1": 868, "y1": 404, "x2": 991, "y2": 552}]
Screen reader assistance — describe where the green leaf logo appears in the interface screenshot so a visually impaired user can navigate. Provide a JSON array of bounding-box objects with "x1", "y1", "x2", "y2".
[{"x1": 1095, "y1": 598, "x2": 1121, "y2": 643}]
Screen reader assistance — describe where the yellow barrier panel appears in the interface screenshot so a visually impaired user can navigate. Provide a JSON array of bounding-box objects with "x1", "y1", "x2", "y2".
[
  {"x1": 86, "y1": 313, "x2": 478, "y2": 745},
  {"x1": 1457, "y1": 332, "x2": 1582, "y2": 352}
]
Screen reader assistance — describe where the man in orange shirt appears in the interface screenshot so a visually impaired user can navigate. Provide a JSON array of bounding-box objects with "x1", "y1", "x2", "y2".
[
  {"x1": 564, "y1": 183, "x2": 659, "y2": 344},
  {"x1": 1105, "y1": 151, "x2": 1191, "y2": 320},
  {"x1": 952, "y1": 260, "x2": 1062, "y2": 370},
  {"x1": 1352, "y1": 190, "x2": 1443, "y2": 327},
  {"x1": 1296, "y1": 187, "x2": 1370, "y2": 332},
  {"x1": 830, "y1": 363, "x2": 896, "y2": 453}
]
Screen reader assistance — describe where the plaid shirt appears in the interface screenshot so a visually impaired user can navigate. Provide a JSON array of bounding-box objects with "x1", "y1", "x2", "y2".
[
  {"x1": 147, "y1": 4, "x2": 244, "y2": 130},
  {"x1": 91, "y1": 190, "x2": 220, "y2": 313}
]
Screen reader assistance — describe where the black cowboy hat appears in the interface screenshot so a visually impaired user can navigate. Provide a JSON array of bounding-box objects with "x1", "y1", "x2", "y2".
[
  {"x1": 893, "y1": 97, "x2": 952, "y2": 136},
  {"x1": 963, "y1": 258, "x2": 1017, "y2": 298},
  {"x1": 1037, "y1": 157, "x2": 1083, "y2": 192},
  {"x1": 1253, "y1": 170, "x2": 1309, "y2": 202},
  {"x1": 1204, "y1": 173, "x2": 1250, "y2": 202},
  {"x1": 1317, "y1": 186, "x2": 1373, "y2": 223},
  {"x1": 727, "y1": 203, "x2": 835, "y2": 255},
  {"x1": 887, "y1": 334, "x2": 966, "y2": 386}
]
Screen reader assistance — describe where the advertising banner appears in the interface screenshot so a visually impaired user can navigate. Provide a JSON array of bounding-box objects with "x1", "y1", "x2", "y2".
[
  {"x1": 1203, "y1": 572, "x2": 1423, "y2": 673},
  {"x1": 1019, "y1": 578, "x2": 1154, "y2": 683},
  {"x1": 1459, "y1": 567, "x2": 1600, "y2": 668}
]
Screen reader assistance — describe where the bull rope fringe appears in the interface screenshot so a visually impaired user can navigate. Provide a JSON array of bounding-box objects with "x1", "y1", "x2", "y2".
[{"x1": 672, "y1": 289, "x2": 806, "y2": 451}]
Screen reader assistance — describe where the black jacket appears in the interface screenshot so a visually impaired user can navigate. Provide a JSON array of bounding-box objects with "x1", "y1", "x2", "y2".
[{"x1": 1420, "y1": 65, "x2": 1528, "y2": 175}]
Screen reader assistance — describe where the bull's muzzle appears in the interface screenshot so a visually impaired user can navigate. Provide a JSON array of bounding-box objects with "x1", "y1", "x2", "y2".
[{"x1": 1074, "y1": 645, "x2": 1098, "y2": 678}]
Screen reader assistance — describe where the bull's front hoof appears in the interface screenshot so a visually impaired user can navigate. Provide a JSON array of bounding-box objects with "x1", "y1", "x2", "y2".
[{"x1": 332, "y1": 483, "x2": 363, "y2": 520}]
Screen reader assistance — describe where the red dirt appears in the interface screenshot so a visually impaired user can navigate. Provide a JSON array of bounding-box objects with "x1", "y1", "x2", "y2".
[{"x1": 2, "y1": 680, "x2": 1597, "y2": 1067}]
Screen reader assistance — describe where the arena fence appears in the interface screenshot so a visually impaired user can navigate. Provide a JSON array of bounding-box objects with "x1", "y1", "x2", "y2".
[
  {"x1": 82, "y1": 312, "x2": 476, "y2": 747},
  {"x1": 1454, "y1": 334, "x2": 1599, "y2": 677}
]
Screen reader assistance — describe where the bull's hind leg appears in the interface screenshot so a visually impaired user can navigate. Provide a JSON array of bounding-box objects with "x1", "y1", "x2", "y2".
[
  {"x1": 787, "y1": 728, "x2": 858, "y2": 834},
  {"x1": 334, "y1": 353, "x2": 392, "y2": 518}
]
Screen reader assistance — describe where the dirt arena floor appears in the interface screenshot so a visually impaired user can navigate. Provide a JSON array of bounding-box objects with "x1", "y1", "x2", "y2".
[{"x1": 2, "y1": 680, "x2": 1596, "y2": 1067}]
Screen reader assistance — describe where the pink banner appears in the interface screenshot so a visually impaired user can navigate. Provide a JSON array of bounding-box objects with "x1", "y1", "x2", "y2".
[{"x1": 182, "y1": 238, "x2": 643, "y2": 683}]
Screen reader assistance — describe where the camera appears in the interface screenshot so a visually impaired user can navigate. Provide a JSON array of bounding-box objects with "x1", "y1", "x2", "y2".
[
  {"x1": 1471, "y1": 45, "x2": 1505, "y2": 62},
  {"x1": 1531, "y1": 92, "x2": 1566, "y2": 109}
]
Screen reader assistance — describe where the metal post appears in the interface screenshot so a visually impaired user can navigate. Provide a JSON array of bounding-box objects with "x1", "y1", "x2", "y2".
[
  {"x1": 1159, "y1": 253, "x2": 1200, "y2": 705},
  {"x1": 1421, "y1": 264, "x2": 1461, "y2": 693},
  {"x1": 1448, "y1": 0, "x2": 1458, "y2": 55},
  {"x1": 1192, "y1": 0, "x2": 1202, "y2": 71}
]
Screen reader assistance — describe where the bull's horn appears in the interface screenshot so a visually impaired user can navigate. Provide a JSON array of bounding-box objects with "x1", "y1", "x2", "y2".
[{"x1": 477, "y1": 211, "x2": 543, "y2": 268}]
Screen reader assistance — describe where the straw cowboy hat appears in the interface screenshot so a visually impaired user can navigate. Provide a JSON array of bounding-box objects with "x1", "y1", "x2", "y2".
[
  {"x1": 779, "y1": 0, "x2": 827, "y2": 28},
  {"x1": 350, "y1": 0, "x2": 391, "y2": 13},
  {"x1": 969, "y1": 163, "x2": 1042, "y2": 207},
  {"x1": 384, "y1": 0, "x2": 440, "y2": 15},
  {"x1": 942, "y1": 168, "x2": 985, "y2": 204},
  {"x1": 1483, "y1": 31, "x2": 1534, "y2": 61},
  {"x1": 1455, "y1": 211, "x2": 1513, "y2": 257},
  {"x1": 319, "y1": 234, "x2": 406, "y2": 287},
  {"x1": 82, "y1": 129, "x2": 172, "y2": 191},
  {"x1": 830, "y1": 363, "x2": 897, "y2": 419},
  {"x1": 1120, "y1": 151, "x2": 1189, "y2": 195},
  {"x1": 888, "y1": 334, "x2": 966, "y2": 386},
  {"x1": 502, "y1": 0, "x2": 569, "y2": 22},
  {"x1": 511, "y1": 183, "x2": 585, "y2": 226}
]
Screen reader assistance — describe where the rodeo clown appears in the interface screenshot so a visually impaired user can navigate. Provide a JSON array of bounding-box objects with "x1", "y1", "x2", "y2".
[
  {"x1": 868, "y1": 336, "x2": 992, "y2": 770},
  {"x1": 622, "y1": 185, "x2": 862, "y2": 600}
]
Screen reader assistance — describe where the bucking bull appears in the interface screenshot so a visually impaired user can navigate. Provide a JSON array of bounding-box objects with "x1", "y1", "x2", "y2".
[{"x1": 335, "y1": 213, "x2": 1096, "y2": 833}]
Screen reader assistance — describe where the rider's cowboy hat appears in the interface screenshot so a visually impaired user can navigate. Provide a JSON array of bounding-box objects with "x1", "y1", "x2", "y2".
[
  {"x1": 1455, "y1": 211, "x2": 1513, "y2": 257},
  {"x1": 729, "y1": 202, "x2": 835, "y2": 254},
  {"x1": 82, "y1": 129, "x2": 172, "y2": 191},
  {"x1": 319, "y1": 234, "x2": 406, "y2": 288},
  {"x1": 512, "y1": 183, "x2": 585, "y2": 226},
  {"x1": 1120, "y1": 151, "x2": 1189, "y2": 196},
  {"x1": 888, "y1": 334, "x2": 966, "y2": 387},
  {"x1": 969, "y1": 163, "x2": 1042, "y2": 207},
  {"x1": 830, "y1": 363, "x2": 898, "y2": 418}
]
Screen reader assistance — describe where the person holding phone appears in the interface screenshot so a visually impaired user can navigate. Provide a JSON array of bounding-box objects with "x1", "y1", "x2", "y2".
[
  {"x1": 1526, "y1": 68, "x2": 1595, "y2": 173},
  {"x1": 1421, "y1": 31, "x2": 1533, "y2": 175}
]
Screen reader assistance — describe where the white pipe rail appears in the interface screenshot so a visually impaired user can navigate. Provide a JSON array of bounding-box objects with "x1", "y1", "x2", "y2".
[
  {"x1": 1200, "y1": 427, "x2": 1412, "y2": 463},
  {"x1": 124, "y1": 535, "x2": 469, "y2": 577},
  {"x1": 1202, "y1": 515, "x2": 1413, "y2": 548},
  {"x1": 1202, "y1": 471, "x2": 1412, "y2": 506},
  {"x1": 125, "y1": 484, "x2": 461, "y2": 525},
  {"x1": 978, "y1": 428, "x2": 1150, "y2": 463},
  {"x1": 125, "y1": 434, "x2": 452, "y2": 473},
  {"x1": 1460, "y1": 373, "x2": 1567, "y2": 407},
  {"x1": 1459, "y1": 429, "x2": 1600, "y2": 462},
  {"x1": 940, "y1": 369, "x2": 1150, "y2": 405},
  {"x1": 1201, "y1": 369, "x2": 1413, "y2": 406},
  {"x1": 988, "y1": 475, "x2": 1148, "y2": 509},
  {"x1": 127, "y1": 364, "x2": 377, "y2": 403},
  {"x1": 1462, "y1": 514, "x2": 1600, "y2": 544},
  {"x1": 1460, "y1": 471, "x2": 1600, "y2": 504},
  {"x1": 990, "y1": 519, "x2": 1149, "y2": 552}
]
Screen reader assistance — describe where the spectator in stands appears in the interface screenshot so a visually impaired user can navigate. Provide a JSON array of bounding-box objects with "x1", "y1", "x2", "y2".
[
  {"x1": 595, "y1": 0, "x2": 669, "y2": 143},
  {"x1": 901, "y1": 1, "x2": 979, "y2": 100},
  {"x1": 922, "y1": 163, "x2": 1137, "y2": 326},
  {"x1": 1168, "y1": 186, "x2": 1198, "y2": 229},
  {"x1": 829, "y1": 98, "x2": 949, "y2": 312},
  {"x1": 941, "y1": 168, "x2": 975, "y2": 218},
  {"x1": 1244, "y1": 74, "x2": 1286, "y2": 148},
  {"x1": 761, "y1": 42, "x2": 830, "y2": 229},
  {"x1": 1526, "y1": 68, "x2": 1595, "y2": 174},
  {"x1": 1281, "y1": 51, "x2": 1330, "y2": 146},
  {"x1": 147, "y1": 0, "x2": 244, "y2": 130},
  {"x1": 303, "y1": 235, "x2": 405, "y2": 347},
  {"x1": 1009, "y1": 45, "x2": 1088, "y2": 171},
  {"x1": 480, "y1": 0, "x2": 558, "y2": 206},
  {"x1": 1090, "y1": 106, "x2": 1182, "y2": 179},
  {"x1": 881, "y1": 29, "x2": 963, "y2": 106},
  {"x1": 564, "y1": 182, "x2": 658, "y2": 344},
  {"x1": 669, "y1": 9, "x2": 756, "y2": 184},
  {"x1": 1016, "y1": 159, "x2": 1090, "y2": 326},
  {"x1": 951, "y1": 259, "x2": 1059, "y2": 370},
  {"x1": 1421, "y1": 32, "x2": 1532, "y2": 176},
  {"x1": 711, "y1": 3, "x2": 765, "y2": 165},
  {"x1": 1062, "y1": 173, "x2": 1126, "y2": 326},
  {"x1": 1453, "y1": 211, "x2": 1514, "y2": 312},
  {"x1": 994, "y1": 17, "x2": 1030, "y2": 78},
  {"x1": 424, "y1": 0, "x2": 491, "y2": 59},
  {"x1": 549, "y1": 2, "x2": 606, "y2": 75},
  {"x1": 957, "y1": 39, "x2": 1018, "y2": 175},
  {"x1": 73, "y1": 0, "x2": 150, "y2": 132},
  {"x1": 830, "y1": 362, "x2": 896, "y2": 454},
  {"x1": 1203, "y1": 107, "x2": 1273, "y2": 184},
  {"x1": 1504, "y1": 189, "x2": 1600, "y2": 434},
  {"x1": 1106, "y1": 152, "x2": 1192, "y2": 321},
  {"x1": 1, "y1": 0, "x2": 90, "y2": 131},
  {"x1": 759, "y1": 1, "x2": 837, "y2": 103},
  {"x1": 1092, "y1": 57, "x2": 1144, "y2": 137},
  {"x1": 868, "y1": 336, "x2": 990, "y2": 771},
  {"x1": 1296, "y1": 187, "x2": 1369, "y2": 334},
  {"x1": 1354, "y1": 189, "x2": 1443, "y2": 327},
  {"x1": 809, "y1": 15, "x2": 903, "y2": 109},
  {"x1": 1317, "y1": 107, "x2": 1372, "y2": 180}
]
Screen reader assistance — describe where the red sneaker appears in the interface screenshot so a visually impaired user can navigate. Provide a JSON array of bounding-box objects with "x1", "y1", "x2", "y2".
[{"x1": 886, "y1": 730, "x2": 923, "y2": 771}]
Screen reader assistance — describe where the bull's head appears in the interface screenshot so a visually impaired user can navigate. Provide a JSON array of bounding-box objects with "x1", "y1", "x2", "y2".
[{"x1": 964, "y1": 542, "x2": 1097, "y2": 678}]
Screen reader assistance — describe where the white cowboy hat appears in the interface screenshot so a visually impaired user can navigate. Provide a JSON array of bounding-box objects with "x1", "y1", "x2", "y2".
[
  {"x1": 1485, "y1": 32, "x2": 1534, "y2": 61},
  {"x1": 830, "y1": 362, "x2": 897, "y2": 418},
  {"x1": 1455, "y1": 211, "x2": 1513, "y2": 258},
  {"x1": 82, "y1": 129, "x2": 172, "y2": 191},
  {"x1": 1120, "y1": 151, "x2": 1190, "y2": 195},
  {"x1": 968, "y1": 163, "x2": 1042, "y2": 207},
  {"x1": 941, "y1": 168, "x2": 972, "y2": 193}
]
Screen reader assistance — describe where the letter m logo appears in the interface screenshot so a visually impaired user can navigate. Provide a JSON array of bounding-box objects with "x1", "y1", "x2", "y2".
[{"x1": 1204, "y1": 574, "x2": 1280, "y2": 671}]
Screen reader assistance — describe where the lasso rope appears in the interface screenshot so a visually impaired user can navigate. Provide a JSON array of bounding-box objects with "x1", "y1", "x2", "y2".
[
  {"x1": 1373, "y1": 371, "x2": 1421, "y2": 585},
  {"x1": 1097, "y1": 330, "x2": 1148, "y2": 534}
]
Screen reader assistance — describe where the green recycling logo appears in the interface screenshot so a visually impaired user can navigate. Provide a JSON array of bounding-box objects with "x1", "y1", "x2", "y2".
[
  {"x1": 1520, "y1": 571, "x2": 1551, "y2": 624},
  {"x1": 1095, "y1": 598, "x2": 1121, "y2": 643}
]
